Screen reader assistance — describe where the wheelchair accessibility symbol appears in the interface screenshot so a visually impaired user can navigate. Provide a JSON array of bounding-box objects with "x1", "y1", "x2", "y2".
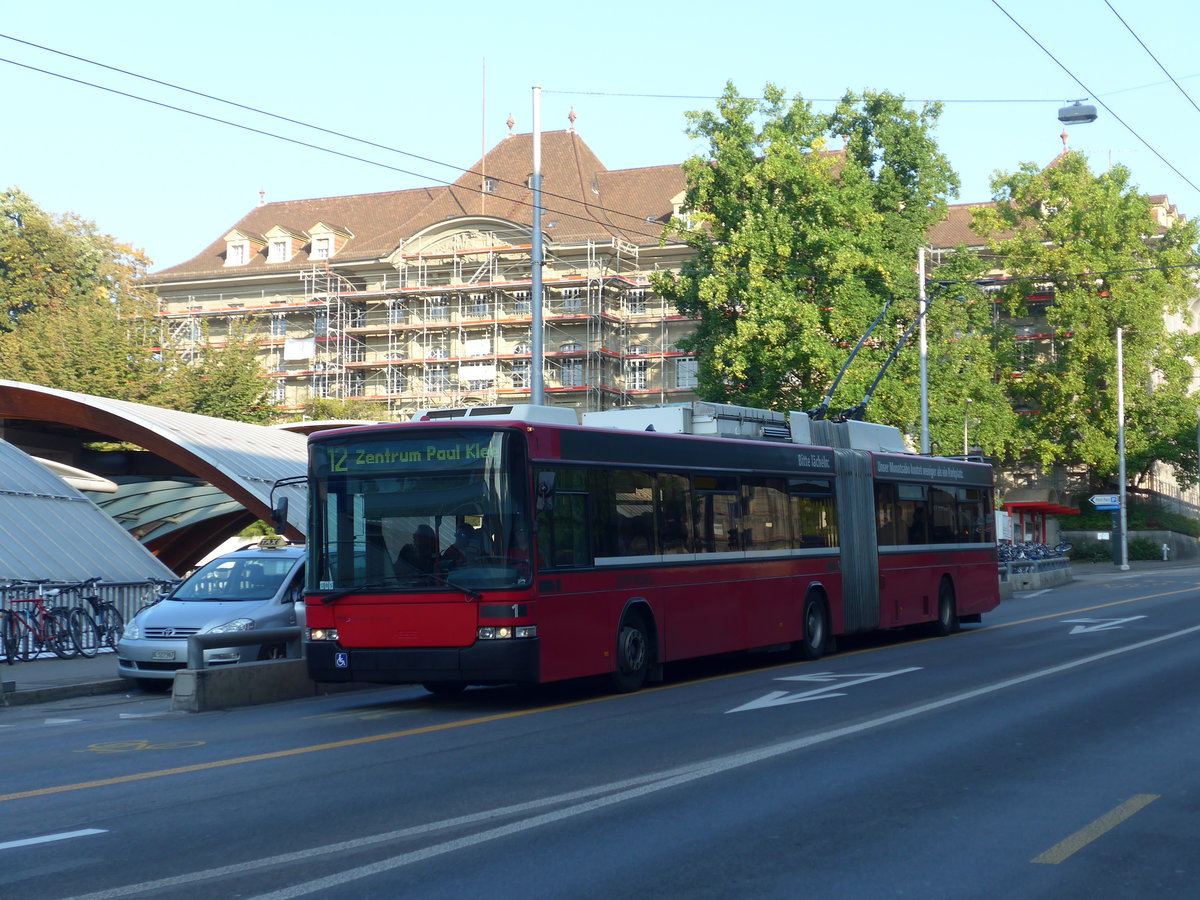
[{"x1": 334, "y1": 652, "x2": 349, "y2": 668}]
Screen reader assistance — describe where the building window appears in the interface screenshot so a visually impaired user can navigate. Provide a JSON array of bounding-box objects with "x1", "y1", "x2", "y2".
[
  {"x1": 273, "y1": 381, "x2": 287, "y2": 404},
  {"x1": 676, "y1": 357, "x2": 698, "y2": 389},
  {"x1": 312, "y1": 236, "x2": 332, "y2": 259},
  {"x1": 269, "y1": 240, "x2": 291, "y2": 263},
  {"x1": 226, "y1": 242, "x2": 248, "y2": 266},
  {"x1": 627, "y1": 358, "x2": 647, "y2": 391},
  {"x1": 314, "y1": 313, "x2": 329, "y2": 337},
  {"x1": 427, "y1": 296, "x2": 449, "y2": 321},
  {"x1": 469, "y1": 293, "x2": 490, "y2": 317},
  {"x1": 349, "y1": 371, "x2": 365, "y2": 396},
  {"x1": 560, "y1": 341, "x2": 582, "y2": 353},
  {"x1": 561, "y1": 358, "x2": 585, "y2": 387},
  {"x1": 387, "y1": 303, "x2": 406, "y2": 324},
  {"x1": 387, "y1": 369, "x2": 407, "y2": 394},
  {"x1": 484, "y1": 178, "x2": 496, "y2": 193},
  {"x1": 625, "y1": 289, "x2": 648, "y2": 315},
  {"x1": 311, "y1": 376, "x2": 329, "y2": 399},
  {"x1": 512, "y1": 290, "x2": 531, "y2": 316},
  {"x1": 427, "y1": 364, "x2": 450, "y2": 392},
  {"x1": 513, "y1": 341, "x2": 532, "y2": 356},
  {"x1": 562, "y1": 287, "x2": 582, "y2": 313},
  {"x1": 270, "y1": 316, "x2": 287, "y2": 339},
  {"x1": 428, "y1": 345, "x2": 449, "y2": 360},
  {"x1": 512, "y1": 359, "x2": 530, "y2": 389}
]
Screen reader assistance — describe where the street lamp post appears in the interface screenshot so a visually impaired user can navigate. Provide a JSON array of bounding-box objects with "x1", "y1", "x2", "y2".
[
  {"x1": 963, "y1": 398, "x2": 973, "y2": 457},
  {"x1": 1116, "y1": 327, "x2": 1130, "y2": 570}
]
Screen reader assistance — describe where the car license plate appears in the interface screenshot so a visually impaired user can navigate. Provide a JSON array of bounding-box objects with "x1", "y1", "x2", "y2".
[{"x1": 151, "y1": 650, "x2": 176, "y2": 661}]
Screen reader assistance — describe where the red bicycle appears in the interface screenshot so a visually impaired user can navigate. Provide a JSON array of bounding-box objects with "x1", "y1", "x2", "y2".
[{"x1": 3, "y1": 581, "x2": 74, "y2": 662}]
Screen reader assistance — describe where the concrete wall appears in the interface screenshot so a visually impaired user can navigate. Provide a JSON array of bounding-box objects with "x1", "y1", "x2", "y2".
[{"x1": 1061, "y1": 529, "x2": 1199, "y2": 560}]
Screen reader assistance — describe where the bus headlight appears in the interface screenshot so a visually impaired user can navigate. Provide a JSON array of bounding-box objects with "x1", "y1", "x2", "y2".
[
  {"x1": 308, "y1": 628, "x2": 339, "y2": 641},
  {"x1": 477, "y1": 625, "x2": 537, "y2": 640}
]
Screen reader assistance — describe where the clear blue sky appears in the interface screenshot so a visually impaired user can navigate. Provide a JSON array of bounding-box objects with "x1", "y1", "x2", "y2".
[{"x1": 4, "y1": 1, "x2": 1199, "y2": 271}]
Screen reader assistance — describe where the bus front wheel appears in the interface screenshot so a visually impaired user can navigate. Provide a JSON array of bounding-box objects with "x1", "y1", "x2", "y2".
[
  {"x1": 611, "y1": 610, "x2": 651, "y2": 693},
  {"x1": 798, "y1": 593, "x2": 829, "y2": 661}
]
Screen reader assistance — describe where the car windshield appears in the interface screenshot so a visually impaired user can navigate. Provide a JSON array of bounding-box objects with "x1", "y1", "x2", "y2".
[{"x1": 172, "y1": 556, "x2": 295, "y2": 602}]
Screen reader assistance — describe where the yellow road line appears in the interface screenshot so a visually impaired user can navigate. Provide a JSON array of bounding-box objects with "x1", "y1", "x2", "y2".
[
  {"x1": 1032, "y1": 794, "x2": 1159, "y2": 864},
  {"x1": 5, "y1": 584, "x2": 1195, "y2": 804}
]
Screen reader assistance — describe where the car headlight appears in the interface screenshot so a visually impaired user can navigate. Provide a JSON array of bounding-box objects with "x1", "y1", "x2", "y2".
[
  {"x1": 207, "y1": 618, "x2": 253, "y2": 634},
  {"x1": 122, "y1": 623, "x2": 140, "y2": 640}
]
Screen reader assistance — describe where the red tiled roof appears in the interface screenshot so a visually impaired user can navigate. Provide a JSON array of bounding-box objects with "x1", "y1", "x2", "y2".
[{"x1": 149, "y1": 130, "x2": 686, "y2": 282}]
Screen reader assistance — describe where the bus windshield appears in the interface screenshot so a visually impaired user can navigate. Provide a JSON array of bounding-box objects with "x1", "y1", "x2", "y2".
[{"x1": 309, "y1": 428, "x2": 532, "y2": 593}]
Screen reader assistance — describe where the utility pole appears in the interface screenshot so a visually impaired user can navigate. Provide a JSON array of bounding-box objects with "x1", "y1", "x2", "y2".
[
  {"x1": 1117, "y1": 327, "x2": 1130, "y2": 570},
  {"x1": 530, "y1": 85, "x2": 544, "y2": 405},
  {"x1": 918, "y1": 247, "x2": 929, "y2": 454}
]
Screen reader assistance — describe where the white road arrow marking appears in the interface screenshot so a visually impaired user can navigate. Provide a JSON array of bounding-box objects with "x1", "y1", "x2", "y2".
[
  {"x1": 1063, "y1": 616, "x2": 1147, "y2": 634},
  {"x1": 0, "y1": 829, "x2": 106, "y2": 851},
  {"x1": 727, "y1": 668, "x2": 922, "y2": 713}
]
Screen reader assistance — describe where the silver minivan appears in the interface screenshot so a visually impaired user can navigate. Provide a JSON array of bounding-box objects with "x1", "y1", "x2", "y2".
[{"x1": 116, "y1": 540, "x2": 305, "y2": 689}]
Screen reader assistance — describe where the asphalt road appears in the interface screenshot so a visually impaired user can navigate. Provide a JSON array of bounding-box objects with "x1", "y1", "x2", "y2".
[{"x1": 3, "y1": 564, "x2": 1199, "y2": 899}]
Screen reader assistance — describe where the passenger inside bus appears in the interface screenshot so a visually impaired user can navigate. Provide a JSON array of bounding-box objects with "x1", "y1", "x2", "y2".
[
  {"x1": 440, "y1": 524, "x2": 482, "y2": 569},
  {"x1": 397, "y1": 524, "x2": 438, "y2": 574}
]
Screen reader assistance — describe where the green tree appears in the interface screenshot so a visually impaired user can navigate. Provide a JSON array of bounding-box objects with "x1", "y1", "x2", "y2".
[
  {"x1": 155, "y1": 319, "x2": 278, "y2": 424},
  {"x1": 973, "y1": 151, "x2": 1200, "y2": 486},
  {"x1": 0, "y1": 188, "x2": 160, "y2": 397},
  {"x1": 651, "y1": 84, "x2": 997, "y2": 443}
]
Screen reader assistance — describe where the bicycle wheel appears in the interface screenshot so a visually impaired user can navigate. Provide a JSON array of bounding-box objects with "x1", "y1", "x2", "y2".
[
  {"x1": 69, "y1": 607, "x2": 99, "y2": 658},
  {"x1": 0, "y1": 611, "x2": 9, "y2": 664},
  {"x1": 47, "y1": 610, "x2": 74, "y2": 659},
  {"x1": 99, "y1": 604, "x2": 124, "y2": 649},
  {"x1": 6, "y1": 612, "x2": 32, "y2": 662}
]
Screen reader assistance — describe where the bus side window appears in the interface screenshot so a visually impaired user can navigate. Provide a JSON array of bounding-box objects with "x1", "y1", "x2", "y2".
[
  {"x1": 537, "y1": 493, "x2": 590, "y2": 568},
  {"x1": 874, "y1": 482, "x2": 897, "y2": 546}
]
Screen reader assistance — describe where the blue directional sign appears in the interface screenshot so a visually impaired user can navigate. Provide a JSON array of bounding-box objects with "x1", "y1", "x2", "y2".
[{"x1": 1089, "y1": 494, "x2": 1120, "y2": 510}]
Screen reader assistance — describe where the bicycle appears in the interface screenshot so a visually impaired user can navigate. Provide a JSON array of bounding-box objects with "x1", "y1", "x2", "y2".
[
  {"x1": 3, "y1": 580, "x2": 74, "y2": 661},
  {"x1": 81, "y1": 577, "x2": 125, "y2": 652}
]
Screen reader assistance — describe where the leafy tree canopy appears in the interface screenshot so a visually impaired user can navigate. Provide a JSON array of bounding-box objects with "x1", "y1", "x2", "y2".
[
  {"x1": 972, "y1": 151, "x2": 1200, "y2": 485},
  {"x1": 651, "y1": 84, "x2": 1005, "y2": 448}
]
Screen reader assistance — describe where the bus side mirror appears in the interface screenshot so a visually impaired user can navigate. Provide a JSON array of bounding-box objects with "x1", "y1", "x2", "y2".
[{"x1": 271, "y1": 496, "x2": 289, "y2": 534}]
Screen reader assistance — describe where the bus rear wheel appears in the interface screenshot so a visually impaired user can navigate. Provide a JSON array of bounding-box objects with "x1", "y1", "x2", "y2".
[
  {"x1": 798, "y1": 593, "x2": 829, "y2": 661},
  {"x1": 930, "y1": 579, "x2": 959, "y2": 636},
  {"x1": 611, "y1": 609, "x2": 651, "y2": 693}
]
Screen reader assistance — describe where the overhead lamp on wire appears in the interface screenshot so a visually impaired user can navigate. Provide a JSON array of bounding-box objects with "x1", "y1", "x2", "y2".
[{"x1": 1058, "y1": 100, "x2": 1098, "y2": 125}]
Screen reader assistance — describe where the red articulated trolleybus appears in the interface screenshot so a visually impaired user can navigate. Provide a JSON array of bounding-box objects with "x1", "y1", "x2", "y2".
[{"x1": 299, "y1": 401, "x2": 999, "y2": 694}]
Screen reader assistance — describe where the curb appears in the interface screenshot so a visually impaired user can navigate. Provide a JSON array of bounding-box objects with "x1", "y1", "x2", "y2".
[{"x1": 3, "y1": 679, "x2": 130, "y2": 707}]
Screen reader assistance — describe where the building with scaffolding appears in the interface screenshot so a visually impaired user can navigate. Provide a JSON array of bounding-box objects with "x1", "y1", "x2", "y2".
[{"x1": 148, "y1": 127, "x2": 700, "y2": 418}]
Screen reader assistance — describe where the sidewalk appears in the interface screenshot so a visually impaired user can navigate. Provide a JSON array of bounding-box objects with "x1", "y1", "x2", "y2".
[{"x1": 0, "y1": 651, "x2": 129, "y2": 707}]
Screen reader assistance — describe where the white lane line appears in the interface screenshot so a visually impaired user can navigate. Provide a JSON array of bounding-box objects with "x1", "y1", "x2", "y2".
[
  {"x1": 0, "y1": 828, "x2": 105, "y2": 851},
  {"x1": 69, "y1": 621, "x2": 1200, "y2": 900}
]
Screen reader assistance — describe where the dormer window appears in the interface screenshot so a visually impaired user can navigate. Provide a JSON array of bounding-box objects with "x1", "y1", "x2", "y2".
[
  {"x1": 484, "y1": 178, "x2": 496, "y2": 193},
  {"x1": 228, "y1": 242, "x2": 249, "y2": 266},
  {"x1": 270, "y1": 239, "x2": 290, "y2": 263},
  {"x1": 223, "y1": 228, "x2": 265, "y2": 267},
  {"x1": 307, "y1": 222, "x2": 352, "y2": 261}
]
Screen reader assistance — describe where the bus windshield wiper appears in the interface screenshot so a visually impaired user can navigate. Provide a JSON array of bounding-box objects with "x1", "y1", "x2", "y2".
[
  {"x1": 391, "y1": 563, "x2": 484, "y2": 601},
  {"x1": 318, "y1": 580, "x2": 401, "y2": 605}
]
